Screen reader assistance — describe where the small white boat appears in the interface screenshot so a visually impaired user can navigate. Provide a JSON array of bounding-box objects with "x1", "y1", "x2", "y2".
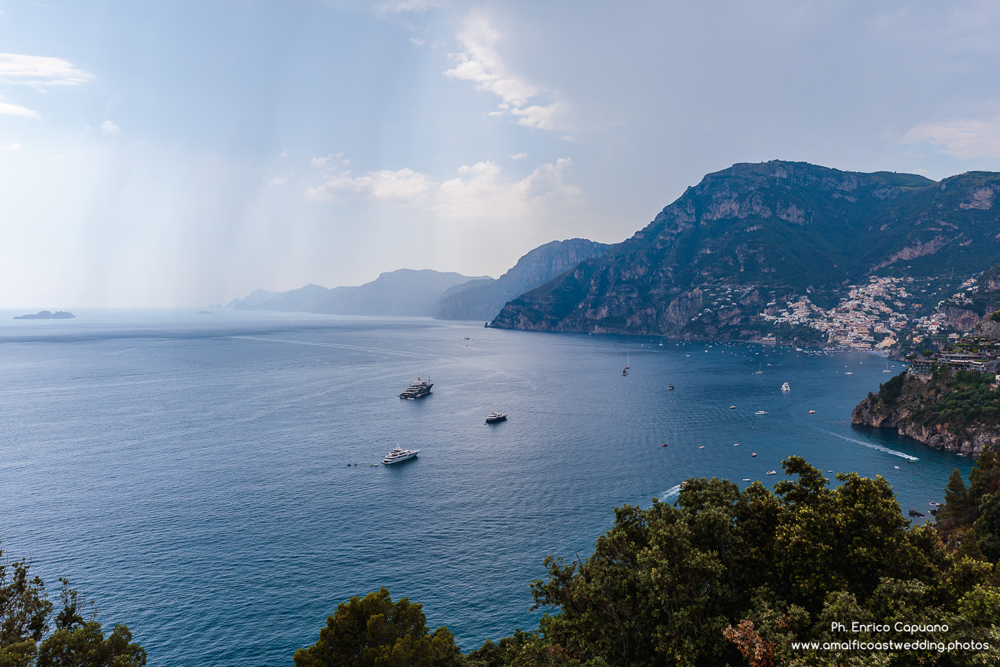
[
  {"x1": 844, "y1": 371, "x2": 853, "y2": 375},
  {"x1": 734, "y1": 443, "x2": 740, "y2": 447},
  {"x1": 808, "y1": 410, "x2": 816, "y2": 414},
  {"x1": 742, "y1": 478, "x2": 751, "y2": 481},
  {"x1": 755, "y1": 410, "x2": 767, "y2": 415},
  {"x1": 698, "y1": 445, "x2": 705, "y2": 449},
  {"x1": 781, "y1": 382, "x2": 790, "y2": 392},
  {"x1": 751, "y1": 452, "x2": 757, "y2": 457},
  {"x1": 766, "y1": 470, "x2": 777, "y2": 475},
  {"x1": 729, "y1": 405, "x2": 736, "y2": 409}
]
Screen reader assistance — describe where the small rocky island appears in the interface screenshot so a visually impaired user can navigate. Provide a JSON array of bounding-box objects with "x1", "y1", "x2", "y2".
[
  {"x1": 852, "y1": 317, "x2": 1000, "y2": 455},
  {"x1": 13, "y1": 310, "x2": 75, "y2": 320}
]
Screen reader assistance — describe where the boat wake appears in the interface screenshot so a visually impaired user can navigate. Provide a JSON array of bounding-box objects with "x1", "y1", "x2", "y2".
[
  {"x1": 658, "y1": 484, "x2": 683, "y2": 500},
  {"x1": 818, "y1": 430, "x2": 919, "y2": 461}
]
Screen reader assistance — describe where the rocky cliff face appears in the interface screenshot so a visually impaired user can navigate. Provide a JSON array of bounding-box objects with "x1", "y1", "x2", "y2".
[
  {"x1": 851, "y1": 370, "x2": 1000, "y2": 456},
  {"x1": 436, "y1": 239, "x2": 611, "y2": 321},
  {"x1": 492, "y1": 160, "x2": 1000, "y2": 340}
]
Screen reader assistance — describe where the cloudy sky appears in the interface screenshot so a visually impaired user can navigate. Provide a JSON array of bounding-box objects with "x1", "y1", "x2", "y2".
[{"x1": 3, "y1": 0, "x2": 1000, "y2": 307}]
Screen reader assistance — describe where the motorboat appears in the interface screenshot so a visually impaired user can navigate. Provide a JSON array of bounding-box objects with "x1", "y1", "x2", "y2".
[
  {"x1": 808, "y1": 410, "x2": 816, "y2": 414},
  {"x1": 485, "y1": 412, "x2": 508, "y2": 424},
  {"x1": 382, "y1": 446, "x2": 419, "y2": 464},
  {"x1": 781, "y1": 382, "x2": 790, "y2": 392},
  {"x1": 667, "y1": 384, "x2": 675, "y2": 391},
  {"x1": 766, "y1": 470, "x2": 777, "y2": 475},
  {"x1": 755, "y1": 410, "x2": 767, "y2": 415}
]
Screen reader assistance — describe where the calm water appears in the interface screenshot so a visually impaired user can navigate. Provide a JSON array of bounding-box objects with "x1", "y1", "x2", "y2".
[{"x1": 0, "y1": 310, "x2": 974, "y2": 666}]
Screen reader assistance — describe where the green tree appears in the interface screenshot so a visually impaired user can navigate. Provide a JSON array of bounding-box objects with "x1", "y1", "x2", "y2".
[
  {"x1": 524, "y1": 459, "x2": 996, "y2": 667},
  {"x1": 0, "y1": 546, "x2": 144, "y2": 667},
  {"x1": 939, "y1": 467, "x2": 972, "y2": 528},
  {"x1": 293, "y1": 588, "x2": 464, "y2": 667}
]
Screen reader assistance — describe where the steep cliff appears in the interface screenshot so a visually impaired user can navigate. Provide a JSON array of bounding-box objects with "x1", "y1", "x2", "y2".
[
  {"x1": 851, "y1": 368, "x2": 1000, "y2": 455},
  {"x1": 492, "y1": 161, "x2": 1000, "y2": 342},
  {"x1": 436, "y1": 239, "x2": 611, "y2": 321}
]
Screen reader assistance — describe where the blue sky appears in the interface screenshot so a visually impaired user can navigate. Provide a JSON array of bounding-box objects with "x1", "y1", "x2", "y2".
[{"x1": 3, "y1": 0, "x2": 1000, "y2": 307}]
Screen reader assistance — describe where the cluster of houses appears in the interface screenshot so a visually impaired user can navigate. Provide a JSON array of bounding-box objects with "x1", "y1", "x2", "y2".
[
  {"x1": 759, "y1": 276, "x2": 914, "y2": 350},
  {"x1": 909, "y1": 343, "x2": 1000, "y2": 377}
]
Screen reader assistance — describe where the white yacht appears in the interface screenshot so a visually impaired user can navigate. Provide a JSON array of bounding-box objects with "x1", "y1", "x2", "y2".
[
  {"x1": 382, "y1": 446, "x2": 419, "y2": 464},
  {"x1": 781, "y1": 382, "x2": 790, "y2": 392}
]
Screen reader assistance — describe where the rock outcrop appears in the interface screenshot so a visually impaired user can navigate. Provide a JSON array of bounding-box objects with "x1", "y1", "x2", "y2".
[{"x1": 852, "y1": 369, "x2": 1000, "y2": 456}]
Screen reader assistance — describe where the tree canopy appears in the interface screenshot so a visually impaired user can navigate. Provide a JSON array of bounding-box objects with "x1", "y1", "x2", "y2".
[
  {"x1": 294, "y1": 588, "x2": 464, "y2": 667},
  {"x1": 303, "y1": 457, "x2": 1000, "y2": 666},
  {"x1": 0, "y1": 546, "x2": 145, "y2": 667}
]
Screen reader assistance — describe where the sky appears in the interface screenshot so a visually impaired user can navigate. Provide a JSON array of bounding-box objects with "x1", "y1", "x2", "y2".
[{"x1": 3, "y1": 0, "x2": 1000, "y2": 307}]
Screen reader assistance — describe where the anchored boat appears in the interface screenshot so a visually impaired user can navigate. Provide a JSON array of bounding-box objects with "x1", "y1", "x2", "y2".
[
  {"x1": 485, "y1": 412, "x2": 508, "y2": 424},
  {"x1": 382, "y1": 446, "x2": 419, "y2": 464},
  {"x1": 399, "y1": 377, "x2": 433, "y2": 399}
]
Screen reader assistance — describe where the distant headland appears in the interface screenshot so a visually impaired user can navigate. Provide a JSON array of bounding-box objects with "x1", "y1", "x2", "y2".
[{"x1": 13, "y1": 310, "x2": 75, "y2": 320}]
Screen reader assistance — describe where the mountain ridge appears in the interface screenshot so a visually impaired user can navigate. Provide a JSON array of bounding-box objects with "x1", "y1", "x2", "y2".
[
  {"x1": 435, "y1": 238, "x2": 612, "y2": 321},
  {"x1": 491, "y1": 160, "x2": 1000, "y2": 351}
]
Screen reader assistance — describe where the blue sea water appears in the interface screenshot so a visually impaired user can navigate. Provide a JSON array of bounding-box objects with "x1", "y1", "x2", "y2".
[{"x1": 0, "y1": 310, "x2": 975, "y2": 666}]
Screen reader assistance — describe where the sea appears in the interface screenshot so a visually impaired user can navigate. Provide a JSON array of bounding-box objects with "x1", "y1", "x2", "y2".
[{"x1": 0, "y1": 310, "x2": 975, "y2": 666}]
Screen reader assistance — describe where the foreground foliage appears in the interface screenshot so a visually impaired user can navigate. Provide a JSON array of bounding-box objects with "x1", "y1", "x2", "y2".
[
  {"x1": 294, "y1": 588, "x2": 464, "y2": 667},
  {"x1": 310, "y1": 457, "x2": 1000, "y2": 666},
  {"x1": 0, "y1": 546, "x2": 145, "y2": 667}
]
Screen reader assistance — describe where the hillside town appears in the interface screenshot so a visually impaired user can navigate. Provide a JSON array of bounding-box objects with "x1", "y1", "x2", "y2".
[{"x1": 759, "y1": 275, "x2": 981, "y2": 352}]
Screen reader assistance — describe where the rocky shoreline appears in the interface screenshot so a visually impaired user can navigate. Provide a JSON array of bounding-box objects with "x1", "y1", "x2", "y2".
[{"x1": 851, "y1": 370, "x2": 1000, "y2": 456}]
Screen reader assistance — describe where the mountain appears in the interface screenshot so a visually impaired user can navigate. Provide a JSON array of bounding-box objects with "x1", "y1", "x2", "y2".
[
  {"x1": 491, "y1": 161, "x2": 1000, "y2": 348},
  {"x1": 233, "y1": 284, "x2": 329, "y2": 312},
  {"x1": 301, "y1": 269, "x2": 488, "y2": 316},
  {"x1": 225, "y1": 289, "x2": 281, "y2": 309},
  {"x1": 232, "y1": 269, "x2": 488, "y2": 317},
  {"x1": 435, "y1": 239, "x2": 612, "y2": 321}
]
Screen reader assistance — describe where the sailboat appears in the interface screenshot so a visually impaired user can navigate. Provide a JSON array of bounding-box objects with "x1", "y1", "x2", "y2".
[
  {"x1": 883, "y1": 361, "x2": 892, "y2": 373},
  {"x1": 754, "y1": 362, "x2": 763, "y2": 375},
  {"x1": 622, "y1": 351, "x2": 630, "y2": 376}
]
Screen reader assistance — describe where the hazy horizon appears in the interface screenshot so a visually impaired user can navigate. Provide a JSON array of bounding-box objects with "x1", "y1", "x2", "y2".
[{"x1": 3, "y1": 0, "x2": 1000, "y2": 307}]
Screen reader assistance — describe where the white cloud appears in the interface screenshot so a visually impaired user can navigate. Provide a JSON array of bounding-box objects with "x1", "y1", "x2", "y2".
[
  {"x1": 269, "y1": 177, "x2": 287, "y2": 186},
  {"x1": 101, "y1": 120, "x2": 121, "y2": 135},
  {"x1": 311, "y1": 153, "x2": 348, "y2": 168},
  {"x1": 307, "y1": 167, "x2": 434, "y2": 204},
  {"x1": 445, "y1": 16, "x2": 570, "y2": 131},
  {"x1": 0, "y1": 100, "x2": 38, "y2": 118},
  {"x1": 307, "y1": 157, "x2": 581, "y2": 220},
  {"x1": 900, "y1": 116, "x2": 1000, "y2": 158},
  {"x1": 380, "y1": 0, "x2": 437, "y2": 12},
  {"x1": 410, "y1": 38, "x2": 426, "y2": 46},
  {"x1": 0, "y1": 53, "x2": 95, "y2": 87},
  {"x1": 5, "y1": 142, "x2": 21, "y2": 150},
  {"x1": 510, "y1": 152, "x2": 528, "y2": 160}
]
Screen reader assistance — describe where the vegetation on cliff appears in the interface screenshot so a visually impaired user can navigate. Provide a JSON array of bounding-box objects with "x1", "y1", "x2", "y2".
[
  {"x1": 305, "y1": 458, "x2": 1000, "y2": 666},
  {"x1": 852, "y1": 367, "x2": 1000, "y2": 454},
  {"x1": 0, "y1": 544, "x2": 146, "y2": 666}
]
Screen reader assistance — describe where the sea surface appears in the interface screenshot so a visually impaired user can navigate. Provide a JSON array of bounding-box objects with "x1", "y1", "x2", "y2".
[{"x1": 0, "y1": 310, "x2": 975, "y2": 666}]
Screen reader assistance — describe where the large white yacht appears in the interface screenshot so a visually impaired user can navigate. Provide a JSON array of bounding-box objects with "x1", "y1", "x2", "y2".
[{"x1": 382, "y1": 446, "x2": 419, "y2": 464}]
